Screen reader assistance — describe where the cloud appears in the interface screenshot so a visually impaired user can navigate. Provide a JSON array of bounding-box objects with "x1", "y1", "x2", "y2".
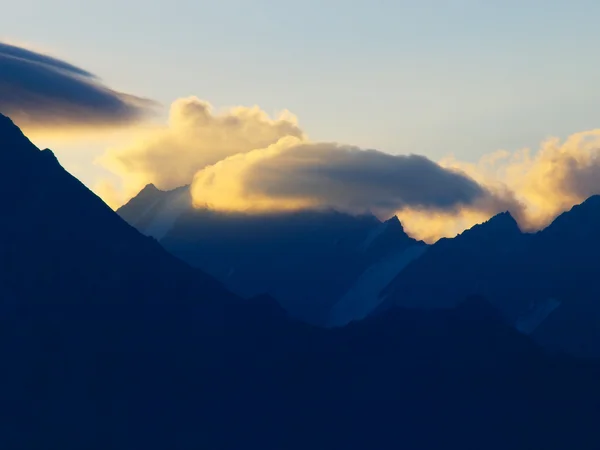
[
  {"x1": 0, "y1": 42, "x2": 155, "y2": 131},
  {"x1": 393, "y1": 130, "x2": 600, "y2": 242},
  {"x1": 190, "y1": 137, "x2": 518, "y2": 219},
  {"x1": 439, "y1": 129, "x2": 600, "y2": 231},
  {"x1": 98, "y1": 96, "x2": 600, "y2": 243},
  {"x1": 99, "y1": 97, "x2": 304, "y2": 199}
]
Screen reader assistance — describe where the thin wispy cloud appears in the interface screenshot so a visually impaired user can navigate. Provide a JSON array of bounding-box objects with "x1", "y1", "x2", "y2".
[{"x1": 0, "y1": 42, "x2": 155, "y2": 131}]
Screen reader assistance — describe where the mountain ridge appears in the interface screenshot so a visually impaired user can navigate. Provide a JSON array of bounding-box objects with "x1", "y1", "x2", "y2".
[
  {"x1": 119, "y1": 185, "x2": 428, "y2": 324},
  {"x1": 2, "y1": 114, "x2": 600, "y2": 448}
]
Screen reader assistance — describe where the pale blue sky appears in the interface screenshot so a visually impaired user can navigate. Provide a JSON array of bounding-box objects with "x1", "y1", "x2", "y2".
[{"x1": 3, "y1": 0, "x2": 600, "y2": 192}]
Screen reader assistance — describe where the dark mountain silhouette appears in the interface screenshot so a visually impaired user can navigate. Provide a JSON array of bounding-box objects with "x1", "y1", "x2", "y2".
[
  {"x1": 377, "y1": 211, "x2": 528, "y2": 312},
  {"x1": 119, "y1": 187, "x2": 427, "y2": 324},
  {"x1": 524, "y1": 196, "x2": 600, "y2": 357},
  {"x1": 0, "y1": 113, "x2": 238, "y2": 315},
  {"x1": 2, "y1": 114, "x2": 600, "y2": 449},
  {"x1": 379, "y1": 197, "x2": 600, "y2": 357}
]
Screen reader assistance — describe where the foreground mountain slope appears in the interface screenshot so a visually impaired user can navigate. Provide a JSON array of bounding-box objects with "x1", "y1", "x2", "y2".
[
  {"x1": 2, "y1": 115, "x2": 600, "y2": 449},
  {"x1": 119, "y1": 186, "x2": 427, "y2": 324},
  {"x1": 0, "y1": 113, "x2": 241, "y2": 324}
]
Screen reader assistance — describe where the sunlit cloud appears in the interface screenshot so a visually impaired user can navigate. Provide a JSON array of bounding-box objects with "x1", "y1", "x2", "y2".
[
  {"x1": 190, "y1": 137, "x2": 515, "y2": 219},
  {"x1": 94, "y1": 97, "x2": 600, "y2": 243},
  {"x1": 98, "y1": 97, "x2": 304, "y2": 202},
  {"x1": 435, "y1": 130, "x2": 600, "y2": 231},
  {"x1": 0, "y1": 42, "x2": 155, "y2": 133}
]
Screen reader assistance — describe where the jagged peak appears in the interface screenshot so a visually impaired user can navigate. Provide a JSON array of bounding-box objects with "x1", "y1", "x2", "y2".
[
  {"x1": 140, "y1": 183, "x2": 190, "y2": 196},
  {"x1": 382, "y1": 215, "x2": 425, "y2": 244},
  {"x1": 0, "y1": 113, "x2": 40, "y2": 161},
  {"x1": 383, "y1": 215, "x2": 408, "y2": 234},
  {"x1": 385, "y1": 215, "x2": 402, "y2": 227},
  {"x1": 140, "y1": 183, "x2": 160, "y2": 194},
  {"x1": 0, "y1": 113, "x2": 23, "y2": 137},
  {"x1": 446, "y1": 210, "x2": 521, "y2": 245},
  {"x1": 0, "y1": 112, "x2": 15, "y2": 126},
  {"x1": 473, "y1": 211, "x2": 521, "y2": 234},
  {"x1": 486, "y1": 210, "x2": 518, "y2": 226}
]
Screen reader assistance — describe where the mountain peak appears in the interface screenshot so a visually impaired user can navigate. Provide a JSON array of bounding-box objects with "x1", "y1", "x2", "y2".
[
  {"x1": 140, "y1": 183, "x2": 160, "y2": 194},
  {"x1": 0, "y1": 113, "x2": 39, "y2": 160},
  {"x1": 0, "y1": 112, "x2": 14, "y2": 126},
  {"x1": 384, "y1": 215, "x2": 411, "y2": 236},
  {"x1": 487, "y1": 210, "x2": 518, "y2": 226},
  {"x1": 385, "y1": 215, "x2": 402, "y2": 228},
  {"x1": 469, "y1": 211, "x2": 521, "y2": 236},
  {"x1": 0, "y1": 113, "x2": 23, "y2": 138}
]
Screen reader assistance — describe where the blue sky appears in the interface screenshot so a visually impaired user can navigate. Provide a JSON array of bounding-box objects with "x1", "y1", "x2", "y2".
[{"x1": 3, "y1": 0, "x2": 600, "y2": 232}]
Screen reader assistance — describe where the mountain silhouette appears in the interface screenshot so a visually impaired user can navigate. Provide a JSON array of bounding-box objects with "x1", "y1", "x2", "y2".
[
  {"x1": 377, "y1": 211, "x2": 527, "y2": 312},
  {"x1": 0, "y1": 113, "x2": 238, "y2": 314},
  {"x1": 2, "y1": 114, "x2": 600, "y2": 449},
  {"x1": 119, "y1": 186, "x2": 427, "y2": 324},
  {"x1": 379, "y1": 198, "x2": 600, "y2": 357}
]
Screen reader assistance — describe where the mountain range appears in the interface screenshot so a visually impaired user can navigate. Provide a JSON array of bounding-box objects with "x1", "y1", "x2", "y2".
[
  {"x1": 121, "y1": 177, "x2": 600, "y2": 357},
  {"x1": 2, "y1": 112, "x2": 600, "y2": 449},
  {"x1": 379, "y1": 198, "x2": 600, "y2": 357},
  {"x1": 118, "y1": 186, "x2": 427, "y2": 325}
]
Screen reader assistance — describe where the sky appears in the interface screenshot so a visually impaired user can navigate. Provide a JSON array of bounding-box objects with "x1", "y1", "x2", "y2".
[{"x1": 3, "y1": 0, "x2": 600, "y2": 241}]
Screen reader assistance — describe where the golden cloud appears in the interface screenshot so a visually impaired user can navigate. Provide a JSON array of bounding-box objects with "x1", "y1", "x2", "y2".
[
  {"x1": 97, "y1": 97, "x2": 600, "y2": 243},
  {"x1": 99, "y1": 97, "x2": 304, "y2": 201},
  {"x1": 190, "y1": 137, "x2": 513, "y2": 219}
]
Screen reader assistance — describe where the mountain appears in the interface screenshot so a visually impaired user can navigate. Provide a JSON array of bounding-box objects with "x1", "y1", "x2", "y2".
[
  {"x1": 378, "y1": 199, "x2": 600, "y2": 357},
  {"x1": 523, "y1": 196, "x2": 600, "y2": 357},
  {"x1": 0, "y1": 114, "x2": 238, "y2": 314},
  {"x1": 199, "y1": 295, "x2": 600, "y2": 450},
  {"x1": 1, "y1": 114, "x2": 600, "y2": 448},
  {"x1": 117, "y1": 183, "x2": 192, "y2": 240},
  {"x1": 119, "y1": 186, "x2": 427, "y2": 324},
  {"x1": 328, "y1": 216, "x2": 428, "y2": 326},
  {"x1": 377, "y1": 211, "x2": 527, "y2": 312}
]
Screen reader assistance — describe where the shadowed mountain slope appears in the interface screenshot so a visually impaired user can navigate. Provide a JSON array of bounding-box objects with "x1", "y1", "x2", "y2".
[{"x1": 2, "y1": 114, "x2": 600, "y2": 449}]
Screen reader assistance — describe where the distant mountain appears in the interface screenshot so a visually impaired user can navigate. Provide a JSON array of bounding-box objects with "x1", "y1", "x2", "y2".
[
  {"x1": 378, "y1": 211, "x2": 527, "y2": 312},
  {"x1": 119, "y1": 186, "x2": 427, "y2": 324},
  {"x1": 1, "y1": 113, "x2": 600, "y2": 449},
  {"x1": 378, "y1": 198, "x2": 600, "y2": 357},
  {"x1": 117, "y1": 183, "x2": 192, "y2": 240}
]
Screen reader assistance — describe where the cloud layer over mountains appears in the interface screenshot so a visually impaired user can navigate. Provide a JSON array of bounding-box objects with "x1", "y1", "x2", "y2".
[
  {"x1": 0, "y1": 42, "x2": 154, "y2": 130},
  {"x1": 190, "y1": 137, "x2": 518, "y2": 218},
  {"x1": 5, "y1": 41, "x2": 600, "y2": 242},
  {"x1": 103, "y1": 96, "x2": 600, "y2": 242},
  {"x1": 99, "y1": 97, "x2": 304, "y2": 196},
  {"x1": 101, "y1": 97, "x2": 511, "y2": 222}
]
